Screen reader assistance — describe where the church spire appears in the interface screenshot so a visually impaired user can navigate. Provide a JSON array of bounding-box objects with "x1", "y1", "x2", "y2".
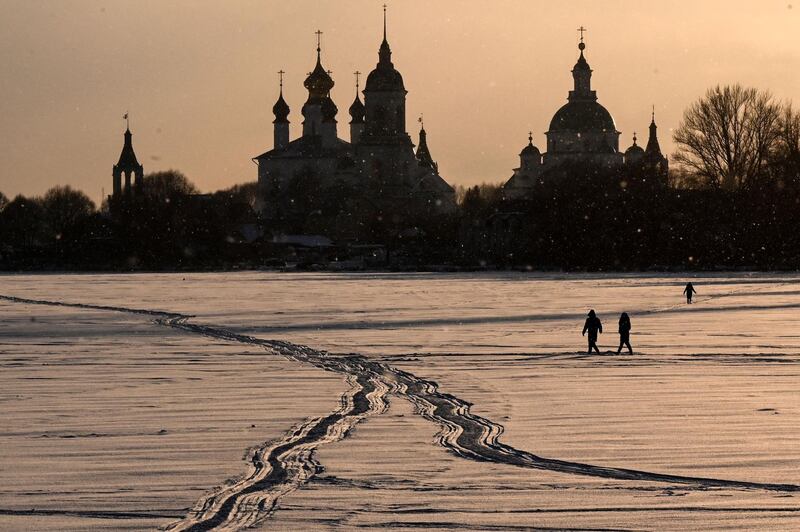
[
  {"x1": 645, "y1": 106, "x2": 662, "y2": 157},
  {"x1": 273, "y1": 70, "x2": 290, "y2": 124},
  {"x1": 304, "y1": 30, "x2": 334, "y2": 98},
  {"x1": 349, "y1": 71, "x2": 365, "y2": 124},
  {"x1": 415, "y1": 115, "x2": 437, "y2": 171},
  {"x1": 112, "y1": 117, "x2": 144, "y2": 200},
  {"x1": 378, "y1": 4, "x2": 393, "y2": 67},
  {"x1": 273, "y1": 70, "x2": 290, "y2": 149},
  {"x1": 302, "y1": 31, "x2": 338, "y2": 141},
  {"x1": 569, "y1": 26, "x2": 596, "y2": 102},
  {"x1": 117, "y1": 121, "x2": 140, "y2": 168}
]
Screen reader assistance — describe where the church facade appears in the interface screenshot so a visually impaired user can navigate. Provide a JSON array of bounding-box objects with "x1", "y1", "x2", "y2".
[
  {"x1": 254, "y1": 12, "x2": 455, "y2": 228},
  {"x1": 504, "y1": 36, "x2": 668, "y2": 199}
]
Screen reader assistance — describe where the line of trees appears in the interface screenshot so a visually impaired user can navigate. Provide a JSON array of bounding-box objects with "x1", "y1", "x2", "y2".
[
  {"x1": 0, "y1": 171, "x2": 261, "y2": 270},
  {"x1": 2, "y1": 84, "x2": 800, "y2": 271}
]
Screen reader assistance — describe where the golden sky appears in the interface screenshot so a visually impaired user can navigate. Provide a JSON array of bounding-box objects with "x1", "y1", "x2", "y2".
[{"x1": 1, "y1": 0, "x2": 798, "y2": 203}]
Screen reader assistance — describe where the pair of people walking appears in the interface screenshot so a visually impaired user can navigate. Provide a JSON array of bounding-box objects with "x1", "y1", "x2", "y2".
[
  {"x1": 582, "y1": 310, "x2": 632, "y2": 355},
  {"x1": 581, "y1": 282, "x2": 698, "y2": 354}
]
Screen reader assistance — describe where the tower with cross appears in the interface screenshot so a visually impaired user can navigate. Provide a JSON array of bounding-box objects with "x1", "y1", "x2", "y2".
[
  {"x1": 349, "y1": 71, "x2": 366, "y2": 144},
  {"x1": 256, "y1": 5, "x2": 456, "y2": 223},
  {"x1": 112, "y1": 114, "x2": 144, "y2": 202},
  {"x1": 300, "y1": 29, "x2": 339, "y2": 145},
  {"x1": 504, "y1": 28, "x2": 669, "y2": 200},
  {"x1": 546, "y1": 26, "x2": 621, "y2": 168},
  {"x1": 361, "y1": 4, "x2": 412, "y2": 154},
  {"x1": 272, "y1": 70, "x2": 291, "y2": 150}
]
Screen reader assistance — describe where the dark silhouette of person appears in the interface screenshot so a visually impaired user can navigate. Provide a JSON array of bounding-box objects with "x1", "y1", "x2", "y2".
[
  {"x1": 683, "y1": 282, "x2": 697, "y2": 304},
  {"x1": 582, "y1": 309, "x2": 603, "y2": 354},
  {"x1": 617, "y1": 312, "x2": 633, "y2": 355}
]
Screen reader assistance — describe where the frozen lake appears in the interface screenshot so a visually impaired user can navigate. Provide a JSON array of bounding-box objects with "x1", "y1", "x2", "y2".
[{"x1": 1, "y1": 272, "x2": 798, "y2": 530}]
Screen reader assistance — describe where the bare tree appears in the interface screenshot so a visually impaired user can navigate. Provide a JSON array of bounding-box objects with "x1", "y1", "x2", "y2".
[
  {"x1": 777, "y1": 104, "x2": 800, "y2": 161},
  {"x1": 0, "y1": 191, "x2": 8, "y2": 212},
  {"x1": 673, "y1": 85, "x2": 783, "y2": 190}
]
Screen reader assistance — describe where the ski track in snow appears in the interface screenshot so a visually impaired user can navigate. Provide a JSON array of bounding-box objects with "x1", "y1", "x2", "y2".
[{"x1": 2, "y1": 293, "x2": 798, "y2": 532}]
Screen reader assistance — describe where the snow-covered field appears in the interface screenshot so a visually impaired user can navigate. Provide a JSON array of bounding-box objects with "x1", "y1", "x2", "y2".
[{"x1": 1, "y1": 272, "x2": 798, "y2": 530}]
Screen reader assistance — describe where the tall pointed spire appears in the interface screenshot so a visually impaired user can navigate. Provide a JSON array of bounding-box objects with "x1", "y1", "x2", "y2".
[
  {"x1": 416, "y1": 114, "x2": 437, "y2": 170},
  {"x1": 645, "y1": 105, "x2": 662, "y2": 157},
  {"x1": 113, "y1": 118, "x2": 144, "y2": 200},
  {"x1": 118, "y1": 122, "x2": 139, "y2": 167},
  {"x1": 378, "y1": 3, "x2": 392, "y2": 66}
]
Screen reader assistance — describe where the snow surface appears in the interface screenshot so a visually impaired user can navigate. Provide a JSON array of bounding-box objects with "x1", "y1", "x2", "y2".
[{"x1": 1, "y1": 272, "x2": 798, "y2": 530}]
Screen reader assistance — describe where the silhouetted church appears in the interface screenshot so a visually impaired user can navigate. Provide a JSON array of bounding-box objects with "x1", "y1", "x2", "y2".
[
  {"x1": 504, "y1": 32, "x2": 668, "y2": 199},
  {"x1": 254, "y1": 9, "x2": 455, "y2": 224},
  {"x1": 111, "y1": 119, "x2": 144, "y2": 200}
]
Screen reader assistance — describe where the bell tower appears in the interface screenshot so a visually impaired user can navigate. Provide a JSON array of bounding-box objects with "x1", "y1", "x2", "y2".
[
  {"x1": 362, "y1": 5, "x2": 410, "y2": 144},
  {"x1": 112, "y1": 114, "x2": 144, "y2": 199}
]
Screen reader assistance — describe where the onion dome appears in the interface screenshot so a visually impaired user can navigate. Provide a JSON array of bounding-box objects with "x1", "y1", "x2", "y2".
[
  {"x1": 520, "y1": 132, "x2": 540, "y2": 157},
  {"x1": 625, "y1": 133, "x2": 645, "y2": 160},
  {"x1": 321, "y1": 97, "x2": 338, "y2": 123},
  {"x1": 273, "y1": 90, "x2": 290, "y2": 123},
  {"x1": 349, "y1": 94, "x2": 365, "y2": 124},
  {"x1": 364, "y1": 8, "x2": 405, "y2": 92},
  {"x1": 304, "y1": 44, "x2": 334, "y2": 98}
]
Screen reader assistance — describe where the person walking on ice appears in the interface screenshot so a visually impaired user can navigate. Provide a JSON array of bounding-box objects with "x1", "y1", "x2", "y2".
[
  {"x1": 582, "y1": 309, "x2": 603, "y2": 354},
  {"x1": 616, "y1": 312, "x2": 633, "y2": 355},
  {"x1": 683, "y1": 282, "x2": 697, "y2": 304}
]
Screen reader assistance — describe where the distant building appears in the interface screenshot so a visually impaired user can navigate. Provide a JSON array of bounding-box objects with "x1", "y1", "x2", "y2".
[
  {"x1": 504, "y1": 33, "x2": 668, "y2": 199},
  {"x1": 254, "y1": 9, "x2": 455, "y2": 227},
  {"x1": 111, "y1": 121, "x2": 144, "y2": 201}
]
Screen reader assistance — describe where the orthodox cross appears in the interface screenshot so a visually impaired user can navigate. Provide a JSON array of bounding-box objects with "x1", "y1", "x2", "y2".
[
  {"x1": 528, "y1": 131, "x2": 533, "y2": 144},
  {"x1": 577, "y1": 26, "x2": 587, "y2": 43},
  {"x1": 278, "y1": 70, "x2": 285, "y2": 89},
  {"x1": 354, "y1": 70, "x2": 361, "y2": 90},
  {"x1": 315, "y1": 29, "x2": 323, "y2": 52}
]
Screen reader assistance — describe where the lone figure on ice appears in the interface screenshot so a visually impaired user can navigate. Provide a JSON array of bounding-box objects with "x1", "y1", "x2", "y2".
[
  {"x1": 582, "y1": 309, "x2": 603, "y2": 354},
  {"x1": 616, "y1": 312, "x2": 633, "y2": 355},
  {"x1": 683, "y1": 282, "x2": 697, "y2": 304}
]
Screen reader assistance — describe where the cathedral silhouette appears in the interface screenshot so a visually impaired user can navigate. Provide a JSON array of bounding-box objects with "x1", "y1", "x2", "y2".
[
  {"x1": 253, "y1": 8, "x2": 456, "y2": 224},
  {"x1": 503, "y1": 30, "x2": 668, "y2": 199},
  {"x1": 108, "y1": 16, "x2": 670, "y2": 220}
]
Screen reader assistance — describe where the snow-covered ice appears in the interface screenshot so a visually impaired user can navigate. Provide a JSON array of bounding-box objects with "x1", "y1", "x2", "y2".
[{"x1": 0, "y1": 272, "x2": 798, "y2": 530}]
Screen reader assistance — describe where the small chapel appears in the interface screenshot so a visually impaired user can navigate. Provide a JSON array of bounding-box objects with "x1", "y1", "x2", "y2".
[
  {"x1": 254, "y1": 8, "x2": 456, "y2": 225},
  {"x1": 503, "y1": 31, "x2": 668, "y2": 199}
]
